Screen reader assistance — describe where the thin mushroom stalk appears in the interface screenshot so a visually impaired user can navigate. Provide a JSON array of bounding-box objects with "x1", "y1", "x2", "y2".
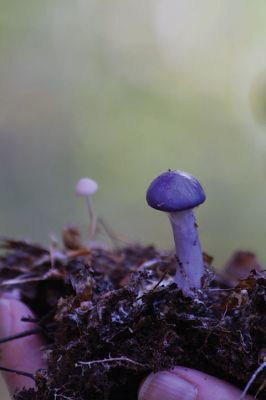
[
  {"x1": 169, "y1": 209, "x2": 204, "y2": 293},
  {"x1": 85, "y1": 195, "x2": 97, "y2": 241},
  {"x1": 146, "y1": 169, "x2": 206, "y2": 295},
  {"x1": 76, "y1": 177, "x2": 99, "y2": 241}
]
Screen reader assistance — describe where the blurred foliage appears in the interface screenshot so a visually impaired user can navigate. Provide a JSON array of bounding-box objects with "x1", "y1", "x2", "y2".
[{"x1": 2, "y1": 2, "x2": 266, "y2": 396}]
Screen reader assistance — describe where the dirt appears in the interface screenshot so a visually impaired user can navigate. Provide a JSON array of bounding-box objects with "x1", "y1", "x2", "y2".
[{"x1": 0, "y1": 234, "x2": 265, "y2": 399}]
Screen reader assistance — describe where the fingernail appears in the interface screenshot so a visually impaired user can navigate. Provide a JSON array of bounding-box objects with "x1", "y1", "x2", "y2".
[
  {"x1": 0, "y1": 299, "x2": 11, "y2": 337},
  {"x1": 138, "y1": 371, "x2": 198, "y2": 400}
]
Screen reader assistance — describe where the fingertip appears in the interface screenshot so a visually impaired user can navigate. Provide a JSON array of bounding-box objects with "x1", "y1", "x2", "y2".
[
  {"x1": 172, "y1": 367, "x2": 254, "y2": 400},
  {"x1": 138, "y1": 371, "x2": 198, "y2": 400},
  {"x1": 138, "y1": 366, "x2": 254, "y2": 400}
]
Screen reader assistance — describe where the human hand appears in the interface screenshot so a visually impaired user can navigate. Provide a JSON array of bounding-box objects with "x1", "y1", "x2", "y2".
[
  {"x1": 0, "y1": 298, "x2": 253, "y2": 399},
  {"x1": 0, "y1": 297, "x2": 46, "y2": 395}
]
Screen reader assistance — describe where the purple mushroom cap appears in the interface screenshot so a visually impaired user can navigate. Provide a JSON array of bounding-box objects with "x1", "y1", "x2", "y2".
[{"x1": 146, "y1": 170, "x2": 206, "y2": 212}]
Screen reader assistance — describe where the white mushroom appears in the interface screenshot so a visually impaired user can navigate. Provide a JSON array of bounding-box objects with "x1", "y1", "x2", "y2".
[{"x1": 75, "y1": 177, "x2": 99, "y2": 241}]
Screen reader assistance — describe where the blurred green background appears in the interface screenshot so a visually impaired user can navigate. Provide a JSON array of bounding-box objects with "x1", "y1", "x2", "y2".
[{"x1": 1, "y1": 1, "x2": 266, "y2": 397}]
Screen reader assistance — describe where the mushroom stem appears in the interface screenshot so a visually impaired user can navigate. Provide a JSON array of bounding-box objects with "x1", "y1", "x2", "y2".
[
  {"x1": 85, "y1": 196, "x2": 97, "y2": 241},
  {"x1": 169, "y1": 209, "x2": 204, "y2": 294}
]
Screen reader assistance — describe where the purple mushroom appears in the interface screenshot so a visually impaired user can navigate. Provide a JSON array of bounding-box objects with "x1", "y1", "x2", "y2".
[{"x1": 146, "y1": 170, "x2": 206, "y2": 295}]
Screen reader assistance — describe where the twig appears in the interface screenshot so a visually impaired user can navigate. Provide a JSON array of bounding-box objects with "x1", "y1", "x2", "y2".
[
  {"x1": 255, "y1": 378, "x2": 266, "y2": 399},
  {"x1": 53, "y1": 389, "x2": 75, "y2": 400},
  {"x1": 0, "y1": 269, "x2": 64, "y2": 287},
  {"x1": 151, "y1": 272, "x2": 167, "y2": 291},
  {"x1": 98, "y1": 217, "x2": 132, "y2": 246},
  {"x1": 75, "y1": 356, "x2": 146, "y2": 369},
  {"x1": 98, "y1": 217, "x2": 121, "y2": 248},
  {"x1": 0, "y1": 276, "x2": 48, "y2": 287},
  {"x1": 136, "y1": 272, "x2": 167, "y2": 301},
  {"x1": 240, "y1": 361, "x2": 266, "y2": 399},
  {"x1": 21, "y1": 316, "x2": 38, "y2": 323},
  {"x1": 0, "y1": 365, "x2": 35, "y2": 380},
  {"x1": 0, "y1": 327, "x2": 42, "y2": 344},
  {"x1": 209, "y1": 288, "x2": 235, "y2": 292},
  {"x1": 38, "y1": 305, "x2": 58, "y2": 324}
]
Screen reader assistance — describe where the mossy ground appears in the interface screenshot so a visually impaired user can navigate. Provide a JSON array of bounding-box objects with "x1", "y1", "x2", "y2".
[{"x1": 0, "y1": 236, "x2": 265, "y2": 399}]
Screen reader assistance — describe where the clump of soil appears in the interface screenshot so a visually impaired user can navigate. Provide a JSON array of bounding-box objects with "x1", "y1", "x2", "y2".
[{"x1": 0, "y1": 235, "x2": 265, "y2": 399}]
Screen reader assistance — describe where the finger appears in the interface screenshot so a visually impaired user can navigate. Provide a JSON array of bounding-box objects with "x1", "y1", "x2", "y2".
[
  {"x1": 0, "y1": 298, "x2": 46, "y2": 395},
  {"x1": 138, "y1": 366, "x2": 254, "y2": 400}
]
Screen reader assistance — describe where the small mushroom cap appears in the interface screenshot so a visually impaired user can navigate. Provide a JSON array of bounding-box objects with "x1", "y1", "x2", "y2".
[
  {"x1": 75, "y1": 177, "x2": 99, "y2": 196},
  {"x1": 146, "y1": 170, "x2": 206, "y2": 212}
]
